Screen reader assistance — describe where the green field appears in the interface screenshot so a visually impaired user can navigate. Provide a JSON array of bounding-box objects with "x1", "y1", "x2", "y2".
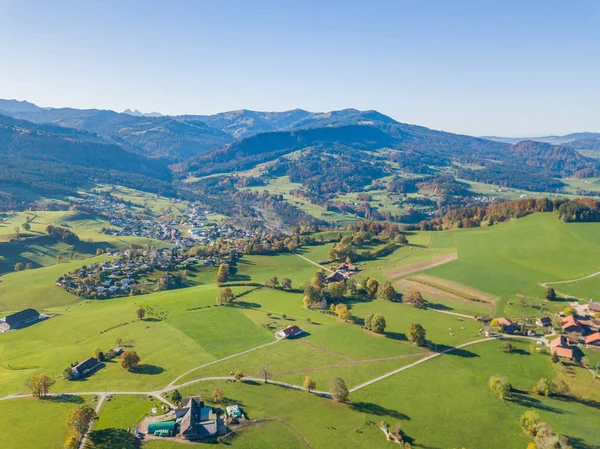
[{"x1": 2, "y1": 211, "x2": 600, "y2": 448}]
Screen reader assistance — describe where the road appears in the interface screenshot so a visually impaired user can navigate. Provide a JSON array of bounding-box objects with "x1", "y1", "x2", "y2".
[{"x1": 293, "y1": 252, "x2": 334, "y2": 273}]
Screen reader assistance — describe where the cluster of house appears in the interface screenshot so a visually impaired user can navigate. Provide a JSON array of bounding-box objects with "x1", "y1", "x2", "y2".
[
  {"x1": 326, "y1": 262, "x2": 360, "y2": 283},
  {"x1": 55, "y1": 248, "x2": 182, "y2": 299},
  {"x1": 548, "y1": 303, "x2": 600, "y2": 360},
  {"x1": 69, "y1": 348, "x2": 122, "y2": 380},
  {"x1": 0, "y1": 308, "x2": 45, "y2": 333},
  {"x1": 147, "y1": 397, "x2": 225, "y2": 440}
]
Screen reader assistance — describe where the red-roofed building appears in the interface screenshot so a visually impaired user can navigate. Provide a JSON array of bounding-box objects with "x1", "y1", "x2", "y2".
[
  {"x1": 561, "y1": 315, "x2": 584, "y2": 334},
  {"x1": 550, "y1": 335, "x2": 574, "y2": 360},
  {"x1": 585, "y1": 332, "x2": 600, "y2": 346}
]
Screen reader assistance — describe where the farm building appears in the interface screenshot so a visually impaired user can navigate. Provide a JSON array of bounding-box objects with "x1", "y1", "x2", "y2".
[
  {"x1": 588, "y1": 302, "x2": 600, "y2": 314},
  {"x1": 338, "y1": 262, "x2": 359, "y2": 273},
  {"x1": 148, "y1": 420, "x2": 176, "y2": 437},
  {"x1": 585, "y1": 332, "x2": 600, "y2": 346},
  {"x1": 326, "y1": 271, "x2": 345, "y2": 283},
  {"x1": 72, "y1": 357, "x2": 103, "y2": 379},
  {"x1": 276, "y1": 325, "x2": 304, "y2": 339},
  {"x1": 536, "y1": 317, "x2": 552, "y2": 327},
  {"x1": 561, "y1": 315, "x2": 584, "y2": 334},
  {"x1": 0, "y1": 308, "x2": 41, "y2": 332},
  {"x1": 550, "y1": 336, "x2": 573, "y2": 360},
  {"x1": 175, "y1": 397, "x2": 219, "y2": 440},
  {"x1": 495, "y1": 317, "x2": 520, "y2": 334}
]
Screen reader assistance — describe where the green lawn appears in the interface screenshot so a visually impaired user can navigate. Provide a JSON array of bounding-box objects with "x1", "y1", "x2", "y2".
[
  {"x1": 0, "y1": 396, "x2": 88, "y2": 449},
  {"x1": 423, "y1": 213, "x2": 600, "y2": 316}
]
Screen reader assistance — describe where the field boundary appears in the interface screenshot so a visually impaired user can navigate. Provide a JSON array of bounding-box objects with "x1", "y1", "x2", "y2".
[{"x1": 385, "y1": 252, "x2": 458, "y2": 278}]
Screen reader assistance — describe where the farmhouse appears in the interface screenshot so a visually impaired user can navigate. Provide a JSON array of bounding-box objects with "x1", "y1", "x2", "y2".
[
  {"x1": 561, "y1": 315, "x2": 584, "y2": 334},
  {"x1": 276, "y1": 325, "x2": 304, "y2": 339},
  {"x1": 338, "y1": 262, "x2": 359, "y2": 273},
  {"x1": 550, "y1": 336, "x2": 573, "y2": 360},
  {"x1": 72, "y1": 357, "x2": 103, "y2": 379},
  {"x1": 585, "y1": 332, "x2": 600, "y2": 346},
  {"x1": 495, "y1": 317, "x2": 520, "y2": 334},
  {"x1": 536, "y1": 317, "x2": 552, "y2": 327},
  {"x1": 175, "y1": 397, "x2": 219, "y2": 440},
  {"x1": 326, "y1": 271, "x2": 346, "y2": 283},
  {"x1": 588, "y1": 302, "x2": 600, "y2": 314},
  {"x1": 0, "y1": 308, "x2": 41, "y2": 332}
]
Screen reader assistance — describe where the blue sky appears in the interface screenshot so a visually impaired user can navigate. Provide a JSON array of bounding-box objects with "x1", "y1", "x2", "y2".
[{"x1": 0, "y1": 0, "x2": 598, "y2": 136}]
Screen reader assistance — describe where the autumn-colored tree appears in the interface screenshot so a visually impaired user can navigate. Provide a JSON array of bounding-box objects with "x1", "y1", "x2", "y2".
[
  {"x1": 365, "y1": 278, "x2": 379, "y2": 297},
  {"x1": 327, "y1": 281, "x2": 346, "y2": 300},
  {"x1": 335, "y1": 304, "x2": 352, "y2": 321},
  {"x1": 216, "y1": 264, "x2": 230, "y2": 283},
  {"x1": 136, "y1": 307, "x2": 146, "y2": 320},
  {"x1": 120, "y1": 350, "x2": 140, "y2": 371},
  {"x1": 533, "y1": 378, "x2": 550, "y2": 396},
  {"x1": 212, "y1": 388, "x2": 224, "y2": 404},
  {"x1": 14, "y1": 262, "x2": 25, "y2": 272},
  {"x1": 304, "y1": 376, "x2": 316, "y2": 393},
  {"x1": 216, "y1": 287, "x2": 235, "y2": 305},
  {"x1": 563, "y1": 306, "x2": 576, "y2": 316},
  {"x1": 329, "y1": 376, "x2": 349, "y2": 402},
  {"x1": 376, "y1": 282, "x2": 397, "y2": 301},
  {"x1": 29, "y1": 374, "x2": 55, "y2": 397},
  {"x1": 66, "y1": 404, "x2": 97, "y2": 434},
  {"x1": 407, "y1": 323, "x2": 426, "y2": 346},
  {"x1": 234, "y1": 370, "x2": 244, "y2": 382},
  {"x1": 488, "y1": 376, "x2": 512, "y2": 400},
  {"x1": 520, "y1": 410, "x2": 541, "y2": 437},
  {"x1": 371, "y1": 314, "x2": 387, "y2": 333},
  {"x1": 265, "y1": 276, "x2": 279, "y2": 288},
  {"x1": 403, "y1": 290, "x2": 424, "y2": 308},
  {"x1": 311, "y1": 271, "x2": 326, "y2": 289},
  {"x1": 63, "y1": 429, "x2": 80, "y2": 449},
  {"x1": 364, "y1": 313, "x2": 374, "y2": 331}
]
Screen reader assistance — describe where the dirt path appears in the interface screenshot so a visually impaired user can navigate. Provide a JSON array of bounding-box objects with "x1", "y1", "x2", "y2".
[
  {"x1": 539, "y1": 270, "x2": 600, "y2": 302},
  {"x1": 299, "y1": 340, "x2": 356, "y2": 362},
  {"x1": 166, "y1": 338, "x2": 283, "y2": 389},
  {"x1": 77, "y1": 393, "x2": 106, "y2": 449},
  {"x1": 293, "y1": 252, "x2": 334, "y2": 273},
  {"x1": 385, "y1": 252, "x2": 458, "y2": 278}
]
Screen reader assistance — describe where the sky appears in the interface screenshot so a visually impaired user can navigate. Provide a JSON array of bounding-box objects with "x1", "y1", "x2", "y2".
[{"x1": 0, "y1": 0, "x2": 599, "y2": 137}]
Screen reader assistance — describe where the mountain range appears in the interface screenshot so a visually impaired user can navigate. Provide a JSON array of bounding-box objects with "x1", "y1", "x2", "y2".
[{"x1": 1, "y1": 98, "x2": 599, "y2": 211}]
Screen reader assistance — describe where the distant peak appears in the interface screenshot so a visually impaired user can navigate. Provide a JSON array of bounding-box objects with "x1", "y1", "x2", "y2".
[{"x1": 122, "y1": 108, "x2": 163, "y2": 117}]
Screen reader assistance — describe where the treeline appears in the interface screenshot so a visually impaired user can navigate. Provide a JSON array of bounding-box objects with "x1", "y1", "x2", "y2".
[{"x1": 416, "y1": 197, "x2": 600, "y2": 230}]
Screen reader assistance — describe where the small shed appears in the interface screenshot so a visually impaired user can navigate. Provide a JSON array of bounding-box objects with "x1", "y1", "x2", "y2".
[{"x1": 148, "y1": 420, "x2": 176, "y2": 437}]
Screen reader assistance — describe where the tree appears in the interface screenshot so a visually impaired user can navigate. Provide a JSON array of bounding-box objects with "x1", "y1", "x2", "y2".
[
  {"x1": 265, "y1": 276, "x2": 279, "y2": 288},
  {"x1": 335, "y1": 304, "x2": 352, "y2": 321},
  {"x1": 534, "y1": 378, "x2": 550, "y2": 396},
  {"x1": 29, "y1": 374, "x2": 55, "y2": 397},
  {"x1": 22, "y1": 222, "x2": 31, "y2": 232},
  {"x1": 136, "y1": 307, "x2": 146, "y2": 321},
  {"x1": 488, "y1": 376, "x2": 512, "y2": 400},
  {"x1": 365, "y1": 278, "x2": 379, "y2": 297},
  {"x1": 520, "y1": 411, "x2": 541, "y2": 437},
  {"x1": 407, "y1": 323, "x2": 426, "y2": 346},
  {"x1": 25, "y1": 262, "x2": 33, "y2": 270},
  {"x1": 304, "y1": 376, "x2": 316, "y2": 393},
  {"x1": 212, "y1": 388, "x2": 224, "y2": 404},
  {"x1": 545, "y1": 287, "x2": 557, "y2": 301},
  {"x1": 92, "y1": 348, "x2": 105, "y2": 361},
  {"x1": 66, "y1": 404, "x2": 97, "y2": 434},
  {"x1": 234, "y1": 370, "x2": 244, "y2": 383},
  {"x1": 311, "y1": 271, "x2": 326, "y2": 289},
  {"x1": 63, "y1": 429, "x2": 79, "y2": 449},
  {"x1": 216, "y1": 287, "x2": 235, "y2": 305},
  {"x1": 403, "y1": 290, "x2": 424, "y2": 308},
  {"x1": 171, "y1": 389, "x2": 182, "y2": 405},
  {"x1": 259, "y1": 363, "x2": 270, "y2": 383},
  {"x1": 327, "y1": 281, "x2": 346, "y2": 300},
  {"x1": 371, "y1": 314, "x2": 387, "y2": 334},
  {"x1": 563, "y1": 306, "x2": 576, "y2": 316},
  {"x1": 281, "y1": 277, "x2": 292, "y2": 290},
  {"x1": 500, "y1": 341, "x2": 515, "y2": 353},
  {"x1": 364, "y1": 313, "x2": 375, "y2": 331},
  {"x1": 120, "y1": 350, "x2": 140, "y2": 371},
  {"x1": 377, "y1": 282, "x2": 397, "y2": 301},
  {"x1": 329, "y1": 376, "x2": 349, "y2": 402},
  {"x1": 216, "y1": 264, "x2": 230, "y2": 283},
  {"x1": 14, "y1": 262, "x2": 25, "y2": 272}
]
